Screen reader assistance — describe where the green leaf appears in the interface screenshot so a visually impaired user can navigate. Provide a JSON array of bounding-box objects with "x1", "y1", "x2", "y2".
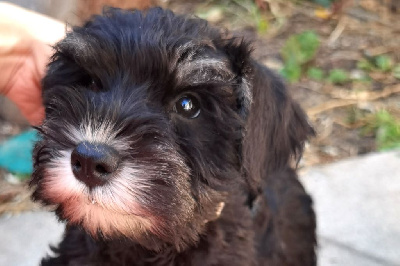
[
  {"x1": 297, "y1": 31, "x2": 320, "y2": 63},
  {"x1": 374, "y1": 55, "x2": 393, "y2": 72},
  {"x1": 357, "y1": 59, "x2": 375, "y2": 72},
  {"x1": 280, "y1": 31, "x2": 320, "y2": 82},
  {"x1": 393, "y1": 64, "x2": 400, "y2": 79},
  {"x1": 281, "y1": 31, "x2": 320, "y2": 65},
  {"x1": 280, "y1": 60, "x2": 302, "y2": 83},
  {"x1": 362, "y1": 110, "x2": 400, "y2": 151},
  {"x1": 375, "y1": 111, "x2": 400, "y2": 150},
  {"x1": 307, "y1": 67, "x2": 324, "y2": 80},
  {"x1": 257, "y1": 17, "x2": 269, "y2": 34},
  {"x1": 327, "y1": 68, "x2": 349, "y2": 84}
]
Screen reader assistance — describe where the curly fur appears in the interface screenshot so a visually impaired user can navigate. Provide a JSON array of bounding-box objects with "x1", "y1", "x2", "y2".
[{"x1": 30, "y1": 7, "x2": 316, "y2": 266}]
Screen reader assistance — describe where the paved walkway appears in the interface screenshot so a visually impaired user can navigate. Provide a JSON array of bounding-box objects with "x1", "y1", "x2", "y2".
[
  {"x1": 0, "y1": 150, "x2": 399, "y2": 266},
  {"x1": 0, "y1": 212, "x2": 64, "y2": 266},
  {"x1": 300, "y1": 150, "x2": 400, "y2": 266}
]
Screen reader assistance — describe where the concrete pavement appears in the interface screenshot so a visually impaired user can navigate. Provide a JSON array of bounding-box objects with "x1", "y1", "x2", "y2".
[
  {"x1": 300, "y1": 150, "x2": 400, "y2": 266},
  {"x1": 0, "y1": 150, "x2": 399, "y2": 265},
  {"x1": 0, "y1": 211, "x2": 64, "y2": 266}
]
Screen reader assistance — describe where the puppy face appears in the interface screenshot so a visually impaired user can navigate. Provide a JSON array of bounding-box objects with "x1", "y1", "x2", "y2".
[{"x1": 31, "y1": 8, "x2": 250, "y2": 250}]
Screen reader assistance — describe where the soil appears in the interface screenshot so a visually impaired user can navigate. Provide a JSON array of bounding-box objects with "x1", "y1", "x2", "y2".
[{"x1": 1, "y1": 0, "x2": 399, "y2": 213}]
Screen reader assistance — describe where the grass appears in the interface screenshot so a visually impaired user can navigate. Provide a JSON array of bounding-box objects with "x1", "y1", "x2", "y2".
[
  {"x1": 362, "y1": 110, "x2": 400, "y2": 151},
  {"x1": 280, "y1": 30, "x2": 320, "y2": 82},
  {"x1": 349, "y1": 109, "x2": 400, "y2": 151}
]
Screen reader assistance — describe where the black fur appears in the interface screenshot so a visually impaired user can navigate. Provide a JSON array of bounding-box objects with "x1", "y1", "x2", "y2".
[{"x1": 30, "y1": 7, "x2": 316, "y2": 265}]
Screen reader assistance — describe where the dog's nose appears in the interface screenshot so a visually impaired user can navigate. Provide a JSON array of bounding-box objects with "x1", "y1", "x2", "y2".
[{"x1": 71, "y1": 141, "x2": 120, "y2": 187}]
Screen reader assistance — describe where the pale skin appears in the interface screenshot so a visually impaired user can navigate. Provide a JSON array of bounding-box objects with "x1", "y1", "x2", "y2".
[{"x1": 0, "y1": 2, "x2": 66, "y2": 125}]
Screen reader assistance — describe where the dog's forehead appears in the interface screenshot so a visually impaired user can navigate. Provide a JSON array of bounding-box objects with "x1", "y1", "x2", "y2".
[
  {"x1": 57, "y1": 9, "x2": 236, "y2": 89},
  {"x1": 174, "y1": 43, "x2": 236, "y2": 87}
]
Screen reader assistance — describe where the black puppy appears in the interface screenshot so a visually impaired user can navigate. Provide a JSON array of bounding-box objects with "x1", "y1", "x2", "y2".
[{"x1": 31, "y1": 7, "x2": 316, "y2": 266}]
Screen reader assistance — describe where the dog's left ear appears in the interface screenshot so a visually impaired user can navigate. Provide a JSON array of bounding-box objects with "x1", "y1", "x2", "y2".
[
  {"x1": 248, "y1": 61, "x2": 315, "y2": 169},
  {"x1": 222, "y1": 38, "x2": 314, "y2": 188},
  {"x1": 243, "y1": 61, "x2": 315, "y2": 187},
  {"x1": 223, "y1": 40, "x2": 314, "y2": 190}
]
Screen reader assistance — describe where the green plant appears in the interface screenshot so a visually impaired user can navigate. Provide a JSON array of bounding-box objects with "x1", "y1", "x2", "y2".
[
  {"x1": 357, "y1": 54, "x2": 394, "y2": 72},
  {"x1": 357, "y1": 59, "x2": 375, "y2": 72},
  {"x1": 327, "y1": 68, "x2": 349, "y2": 84},
  {"x1": 280, "y1": 31, "x2": 320, "y2": 82},
  {"x1": 307, "y1": 67, "x2": 324, "y2": 80},
  {"x1": 393, "y1": 64, "x2": 400, "y2": 79},
  {"x1": 362, "y1": 110, "x2": 400, "y2": 151},
  {"x1": 375, "y1": 55, "x2": 393, "y2": 72}
]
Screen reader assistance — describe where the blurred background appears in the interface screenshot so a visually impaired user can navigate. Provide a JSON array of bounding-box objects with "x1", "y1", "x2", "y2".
[{"x1": 0, "y1": 0, "x2": 399, "y2": 265}]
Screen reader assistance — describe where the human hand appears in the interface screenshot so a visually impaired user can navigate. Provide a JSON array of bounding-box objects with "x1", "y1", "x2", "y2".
[
  {"x1": 0, "y1": 2, "x2": 65, "y2": 125},
  {"x1": 1, "y1": 39, "x2": 53, "y2": 125}
]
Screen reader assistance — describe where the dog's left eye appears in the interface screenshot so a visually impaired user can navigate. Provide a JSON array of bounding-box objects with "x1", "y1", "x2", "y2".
[
  {"x1": 89, "y1": 79, "x2": 102, "y2": 92},
  {"x1": 174, "y1": 95, "x2": 201, "y2": 119}
]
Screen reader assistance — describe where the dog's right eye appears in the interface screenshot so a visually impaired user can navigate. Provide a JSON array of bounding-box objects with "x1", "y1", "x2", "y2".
[{"x1": 173, "y1": 95, "x2": 201, "y2": 119}]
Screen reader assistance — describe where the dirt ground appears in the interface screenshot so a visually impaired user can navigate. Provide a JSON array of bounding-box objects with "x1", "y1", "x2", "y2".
[{"x1": 1, "y1": 0, "x2": 399, "y2": 213}]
